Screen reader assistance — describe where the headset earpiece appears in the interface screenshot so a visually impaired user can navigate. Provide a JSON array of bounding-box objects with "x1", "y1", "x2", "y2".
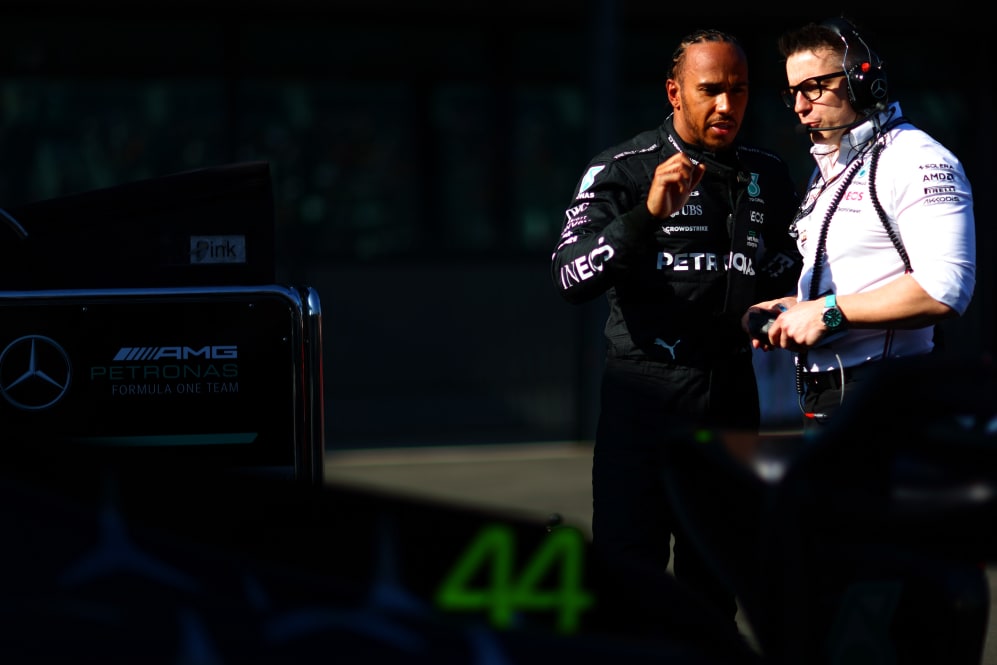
[{"x1": 820, "y1": 17, "x2": 889, "y2": 113}]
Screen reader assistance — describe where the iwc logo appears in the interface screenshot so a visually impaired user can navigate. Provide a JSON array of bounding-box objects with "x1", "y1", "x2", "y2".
[{"x1": 0, "y1": 335, "x2": 72, "y2": 411}]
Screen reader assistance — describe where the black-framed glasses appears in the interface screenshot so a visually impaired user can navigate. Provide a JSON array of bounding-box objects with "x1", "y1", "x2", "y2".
[{"x1": 780, "y1": 72, "x2": 846, "y2": 108}]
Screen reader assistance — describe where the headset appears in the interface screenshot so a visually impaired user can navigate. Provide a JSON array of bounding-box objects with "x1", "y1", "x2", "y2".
[{"x1": 820, "y1": 17, "x2": 889, "y2": 114}]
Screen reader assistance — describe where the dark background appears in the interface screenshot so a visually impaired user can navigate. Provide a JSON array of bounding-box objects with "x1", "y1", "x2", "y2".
[{"x1": 0, "y1": 1, "x2": 991, "y2": 451}]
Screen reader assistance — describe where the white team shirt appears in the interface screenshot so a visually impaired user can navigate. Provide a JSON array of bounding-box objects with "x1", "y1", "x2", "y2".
[{"x1": 794, "y1": 102, "x2": 976, "y2": 372}]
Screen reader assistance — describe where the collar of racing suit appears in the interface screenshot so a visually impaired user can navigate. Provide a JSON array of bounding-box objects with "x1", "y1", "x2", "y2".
[{"x1": 663, "y1": 113, "x2": 743, "y2": 181}]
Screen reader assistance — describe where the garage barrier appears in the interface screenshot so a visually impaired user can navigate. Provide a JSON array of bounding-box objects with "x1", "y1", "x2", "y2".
[{"x1": 0, "y1": 161, "x2": 324, "y2": 484}]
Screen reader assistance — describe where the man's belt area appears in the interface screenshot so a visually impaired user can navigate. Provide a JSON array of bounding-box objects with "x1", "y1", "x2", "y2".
[
  {"x1": 641, "y1": 327, "x2": 750, "y2": 366},
  {"x1": 803, "y1": 362, "x2": 881, "y2": 392}
]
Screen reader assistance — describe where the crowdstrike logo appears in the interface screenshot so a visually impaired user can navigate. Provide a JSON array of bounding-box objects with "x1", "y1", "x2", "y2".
[{"x1": 0, "y1": 335, "x2": 72, "y2": 411}]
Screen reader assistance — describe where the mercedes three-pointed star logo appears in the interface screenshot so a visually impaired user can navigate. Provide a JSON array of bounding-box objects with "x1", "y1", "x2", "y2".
[
  {"x1": 870, "y1": 78, "x2": 888, "y2": 100},
  {"x1": 0, "y1": 335, "x2": 72, "y2": 411}
]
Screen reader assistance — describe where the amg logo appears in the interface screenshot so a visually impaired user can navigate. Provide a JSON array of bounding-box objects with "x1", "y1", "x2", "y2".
[
  {"x1": 190, "y1": 235, "x2": 247, "y2": 264},
  {"x1": 113, "y1": 345, "x2": 239, "y2": 361},
  {"x1": 924, "y1": 185, "x2": 956, "y2": 195}
]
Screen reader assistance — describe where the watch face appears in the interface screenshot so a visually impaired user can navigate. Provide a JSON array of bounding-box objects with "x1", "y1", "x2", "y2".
[{"x1": 823, "y1": 307, "x2": 844, "y2": 330}]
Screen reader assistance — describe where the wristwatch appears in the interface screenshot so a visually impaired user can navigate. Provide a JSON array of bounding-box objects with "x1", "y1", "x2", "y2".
[{"x1": 821, "y1": 294, "x2": 847, "y2": 333}]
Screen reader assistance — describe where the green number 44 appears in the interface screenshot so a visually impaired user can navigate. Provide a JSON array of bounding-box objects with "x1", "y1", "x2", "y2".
[{"x1": 434, "y1": 523, "x2": 594, "y2": 634}]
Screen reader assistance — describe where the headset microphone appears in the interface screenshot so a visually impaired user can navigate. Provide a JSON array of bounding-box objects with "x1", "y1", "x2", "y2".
[{"x1": 794, "y1": 116, "x2": 868, "y2": 134}]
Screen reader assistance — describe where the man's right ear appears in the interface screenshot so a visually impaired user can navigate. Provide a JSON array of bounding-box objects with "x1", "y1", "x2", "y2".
[{"x1": 665, "y1": 79, "x2": 680, "y2": 107}]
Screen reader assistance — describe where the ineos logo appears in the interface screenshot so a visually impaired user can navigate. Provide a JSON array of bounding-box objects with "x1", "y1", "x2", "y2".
[{"x1": 0, "y1": 335, "x2": 72, "y2": 411}]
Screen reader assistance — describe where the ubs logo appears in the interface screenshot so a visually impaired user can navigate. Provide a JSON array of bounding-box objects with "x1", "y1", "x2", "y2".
[{"x1": 0, "y1": 335, "x2": 72, "y2": 411}]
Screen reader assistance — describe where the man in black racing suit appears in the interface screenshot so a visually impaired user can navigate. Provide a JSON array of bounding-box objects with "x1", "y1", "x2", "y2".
[{"x1": 550, "y1": 29, "x2": 802, "y2": 644}]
